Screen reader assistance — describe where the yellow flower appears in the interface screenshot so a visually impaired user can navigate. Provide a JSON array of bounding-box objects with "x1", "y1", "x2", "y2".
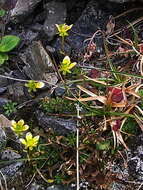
[
  {"x1": 11, "y1": 119, "x2": 29, "y2": 135},
  {"x1": 55, "y1": 23, "x2": 73, "y2": 37},
  {"x1": 20, "y1": 132, "x2": 39, "y2": 151},
  {"x1": 59, "y1": 56, "x2": 77, "y2": 75},
  {"x1": 25, "y1": 80, "x2": 45, "y2": 92}
]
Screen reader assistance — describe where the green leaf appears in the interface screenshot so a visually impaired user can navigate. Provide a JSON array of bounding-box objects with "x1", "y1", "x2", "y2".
[
  {"x1": 96, "y1": 141, "x2": 110, "y2": 150},
  {"x1": 0, "y1": 52, "x2": 8, "y2": 65},
  {"x1": 0, "y1": 35, "x2": 20, "y2": 52},
  {"x1": 0, "y1": 9, "x2": 6, "y2": 17}
]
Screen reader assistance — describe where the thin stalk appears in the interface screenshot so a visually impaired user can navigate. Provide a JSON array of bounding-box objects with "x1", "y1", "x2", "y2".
[{"x1": 76, "y1": 104, "x2": 81, "y2": 190}]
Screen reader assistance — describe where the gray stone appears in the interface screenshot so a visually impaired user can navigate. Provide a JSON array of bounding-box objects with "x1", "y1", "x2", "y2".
[
  {"x1": 22, "y1": 41, "x2": 58, "y2": 86},
  {"x1": 36, "y1": 111, "x2": 76, "y2": 135},
  {"x1": 11, "y1": 0, "x2": 42, "y2": 22},
  {"x1": 54, "y1": 0, "x2": 107, "y2": 55},
  {"x1": 0, "y1": 98, "x2": 9, "y2": 112},
  {"x1": 0, "y1": 127, "x2": 6, "y2": 152},
  {"x1": 29, "y1": 182, "x2": 45, "y2": 190},
  {"x1": 128, "y1": 134, "x2": 143, "y2": 181},
  {"x1": 43, "y1": 1, "x2": 67, "y2": 41},
  {"x1": 46, "y1": 185, "x2": 72, "y2": 190},
  {"x1": 0, "y1": 77, "x2": 8, "y2": 87},
  {"x1": 7, "y1": 82, "x2": 27, "y2": 102},
  {"x1": 0, "y1": 149, "x2": 23, "y2": 179},
  {"x1": 0, "y1": 87, "x2": 7, "y2": 95},
  {"x1": 108, "y1": 0, "x2": 143, "y2": 2},
  {"x1": 0, "y1": 114, "x2": 17, "y2": 143}
]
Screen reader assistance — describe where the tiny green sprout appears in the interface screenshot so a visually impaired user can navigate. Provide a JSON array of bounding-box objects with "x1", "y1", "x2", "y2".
[
  {"x1": 20, "y1": 132, "x2": 40, "y2": 151},
  {"x1": 55, "y1": 23, "x2": 73, "y2": 38},
  {"x1": 11, "y1": 119, "x2": 29, "y2": 135},
  {"x1": 59, "y1": 56, "x2": 77, "y2": 75},
  {"x1": 3, "y1": 101, "x2": 17, "y2": 116},
  {"x1": 0, "y1": 9, "x2": 6, "y2": 17},
  {"x1": 25, "y1": 80, "x2": 45, "y2": 92}
]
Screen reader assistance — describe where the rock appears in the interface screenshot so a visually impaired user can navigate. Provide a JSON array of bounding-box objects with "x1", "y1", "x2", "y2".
[
  {"x1": 46, "y1": 185, "x2": 72, "y2": 190},
  {"x1": 29, "y1": 182, "x2": 45, "y2": 190},
  {"x1": 0, "y1": 87, "x2": 7, "y2": 95},
  {"x1": 36, "y1": 111, "x2": 76, "y2": 135},
  {"x1": 0, "y1": 77, "x2": 8, "y2": 87},
  {"x1": 0, "y1": 114, "x2": 17, "y2": 143},
  {"x1": 54, "y1": 0, "x2": 108, "y2": 56},
  {"x1": 0, "y1": 98, "x2": 9, "y2": 112},
  {"x1": 43, "y1": 1, "x2": 67, "y2": 41},
  {"x1": 7, "y1": 82, "x2": 27, "y2": 102},
  {"x1": 20, "y1": 30, "x2": 39, "y2": 45},
  {"x1": 109, "y1": 134, "x2": 143, "y2": 189},
  {"x1": 22, "y1": 41, "x2": 58, "y2": 87},
  {"x1": 128, "y1": 134, "x2": 143, "y2": 181},
  {"x1": 11, "y1": 0, "x2": 42, "y2": 22},
  {"x1": 108, "y1": 0, "x2": 143, "y2": 2},
  {"x1": 0, "y1": 149, "x2": 23, "y2": 179},
  {"x1": 54, "y1": 86, "x2": 66, "y2": 97},
  {"x1": 0, "y1": 127, "x2": 6, "y2": 152}
]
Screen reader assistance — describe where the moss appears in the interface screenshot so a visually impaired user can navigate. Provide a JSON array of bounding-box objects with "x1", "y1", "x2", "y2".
[{"x1": 39, "y1": 97, "x2": 75, "y2": 114}]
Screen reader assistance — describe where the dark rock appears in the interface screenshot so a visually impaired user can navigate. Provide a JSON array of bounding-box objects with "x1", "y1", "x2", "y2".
[
  {"x1": 0, "y1": 77, "x2": 8, "y2": 87},
  {"x1": 54, "y1": 86, "x2": 66, "y2": 97},
  {"x1": 46, "y1": 185, "x2": 72, "y2": 190},
  {"x1": 31, "y1": 23, "x2": 43, "y2": 32},
  {"x1": 54, "y1": 0, "x2": 108, "y2": 56},
  {"x1": 43, "y1": 1, "x2": 67, "y2": 41},
  {"x1": 11, "y1": 0, "x2": 42, "y2": 22},
  {"x1": 0, "y1": 98, "x2": 9, "y2": 112},
  {"x1": 7, "y1": 82, "x2": 27, "y2": 102},
  {"x1": 68, "y1": 0, "x2": 107, "y2": 52},
  {"x1": 29, "y1": 182, "x2": 45, "y2": 190},
  {"x1": 128, "y1": 134, "x2": 143, "y2": 181},
  {"x1": 0, "y1": 87, "x2": 7, "y2": 95},
  {"x1": 36, "y1": 111, "x2": 76, "y2": 135},
  {"x1": 21, "y1": 41, "x2": 58, "y2": 87},
  {"x1": 20, "y1": 30, "x2": 39, "y2": 44}
]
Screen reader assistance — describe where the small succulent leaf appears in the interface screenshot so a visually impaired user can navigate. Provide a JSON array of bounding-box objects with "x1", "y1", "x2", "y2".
[
  {"x1": 0, "y1": 35, "x2": 20, "y2": 52},
  {"x1": 0, "y1": 9, "x2": 6, "y2": 17},
  {"x1": 0, "y1": 53, "x2": 8, "y2": 64}
]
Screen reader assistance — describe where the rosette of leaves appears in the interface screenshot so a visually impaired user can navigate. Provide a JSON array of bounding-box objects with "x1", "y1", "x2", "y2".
[{"x1": 0, "y1": 35, "x2": 20, "y2": 65}]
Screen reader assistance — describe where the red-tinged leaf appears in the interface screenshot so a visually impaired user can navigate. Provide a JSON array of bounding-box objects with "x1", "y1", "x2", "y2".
[
  {"x1": 139, "y1": 44, "x2": 143, "y2": 54},
  {"x1": 108, "y1": 87, "x2": 124, "y2": 103},
  {"x1": 89, "y1": 69, "x2": 100, "y2": 78},
  {"x1": 112, "y1": 120, "x2": 121, "y2": 131}
]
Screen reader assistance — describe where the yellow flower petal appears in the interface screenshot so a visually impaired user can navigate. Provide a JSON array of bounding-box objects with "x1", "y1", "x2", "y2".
[
  {"x1": 11, "y1": 120, "x2": 16, "y2": 127},
  {"x1": 23, "y1": 125, "x2": 29, "y2": 131},
  {"x1": 47, "y1": 179, "x2": 54, "y2": 183},
  {"x1": 33, "y1": 135, "x2": 40, "y2": 142},
  {"x1": 35, "y1": 82, "x2": 45, "y2": 89},
  {"x1": 26, "y1": 132, "x2": 32, "y2": 141},
  {"x1": 55, "y1": 24, "x2": 60, "y2": 32},
  {"x1": 18, "y1": 119, "x2": 24, "y2": 126},
  {"x1": 19, "y1": 138, "x2": 27, "y2": 145},
  {"x1": 68, "y1": 62, "x2": 77, "y2": 69},
  {"x1": 63, "y1": 56, "x2": 70, "y2": 64}
]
